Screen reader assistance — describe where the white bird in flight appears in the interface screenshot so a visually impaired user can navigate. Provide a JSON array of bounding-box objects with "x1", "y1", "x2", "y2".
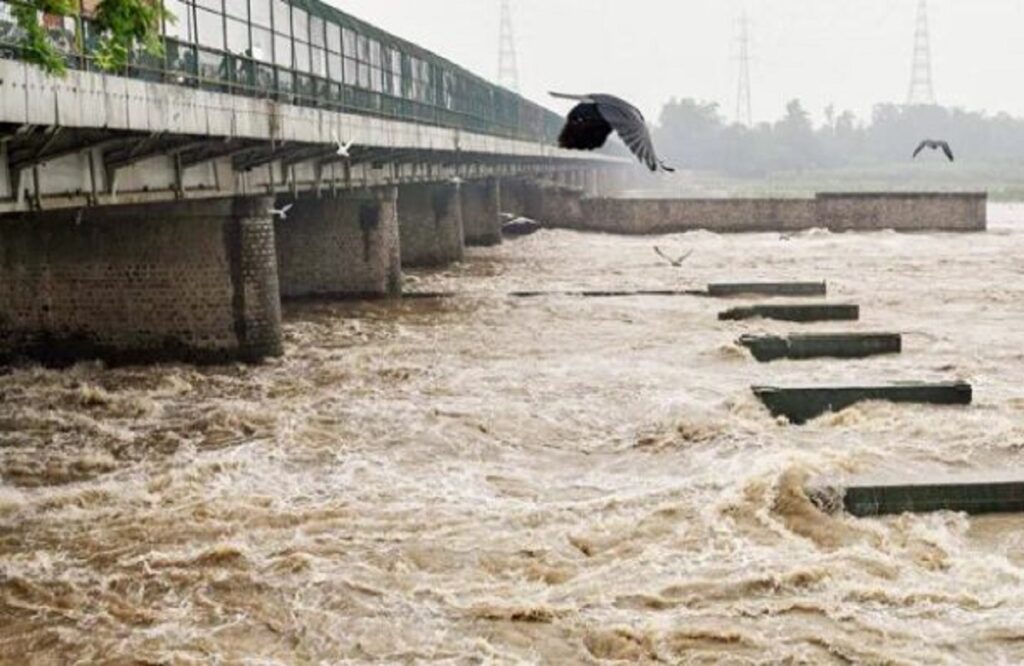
[
  {"x1": 269, "y1": 204, "x2": 293, "y2": 220},
  {"x1": 333, "y1": 134, "x2": 354, "y2": 158}
]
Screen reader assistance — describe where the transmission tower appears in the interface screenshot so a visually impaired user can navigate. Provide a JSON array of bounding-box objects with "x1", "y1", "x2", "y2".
[
  {"x1": 906, "y1": 0, "x2": 936, "y2": 105},
  {"x1": 498, "y1": 0, "x2": 520, "y2": 92},
  {"x1": 735, "y1": 10, "x2": 753, "y2": 126}
]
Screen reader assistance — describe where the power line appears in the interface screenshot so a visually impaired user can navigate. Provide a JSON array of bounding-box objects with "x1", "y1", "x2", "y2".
[
  {"x1": 498, "y1": 0, "x2": 519, "y2": 92},
  {"x1": 907, "y1": 0, "x2": 936, "y2": 105},
  {"x1": 735, "y1": 10, "x2": 753, "y2": 126}
]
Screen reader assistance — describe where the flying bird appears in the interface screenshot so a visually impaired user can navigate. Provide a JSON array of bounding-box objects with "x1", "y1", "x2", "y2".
[
  {"x1": 654, "y1": 246, "x2": 693, "y2": 267},
  {"x1": 913, "y1": 139, "x2": 954, "y2": 162},
  {"x1": 269, "y1": 203, "x2": 293, "y2": 220},
  {"x1": 550, "y1": 92, "x2": 675, "y2": 172},
  {"x1": 333, "y1": 134, "x2": 354, "y2": 158}
]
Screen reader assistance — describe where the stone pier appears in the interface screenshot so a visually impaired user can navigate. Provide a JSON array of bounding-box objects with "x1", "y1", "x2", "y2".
[
  {"x1": 398, "y1": 182, "x2": 464, "y2": 267},
  {"x1": 275, "y1": 187, "x2": 401, "y2": 299},
  {"x1": 0, "y1": 196, "x2": 282, "y2": 365},
  {"x1": 460, "y1": 178, "x2": 502, "y2": 247}
]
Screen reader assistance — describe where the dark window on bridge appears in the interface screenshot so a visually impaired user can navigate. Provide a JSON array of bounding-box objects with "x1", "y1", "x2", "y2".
[
  {"x1": 291, "y1": 6, "x2": 309, "y2": 72},
  {"x1": 368, "y1": 39, "x2": 383, "y2": 92},
  {"x1": 309, "y1": 15, "x2": 326, "y2": 78},
  {"x1": 342, "y1": 27, "x2": 356, "y2": 85},
  {"x1": 388, "y1": 48, "x2": 402, "y2": 96},
  {"x1": 356, "y1": 34, "x2": 370, "y2": 88}
]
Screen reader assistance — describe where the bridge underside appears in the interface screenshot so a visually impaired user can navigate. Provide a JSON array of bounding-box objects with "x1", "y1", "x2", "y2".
[{"x1": 0, "y1": 61, "x2": 626, "y2": 365}]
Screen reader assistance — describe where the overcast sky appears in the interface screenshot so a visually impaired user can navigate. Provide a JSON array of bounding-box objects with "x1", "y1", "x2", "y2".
[{"x1": 330, "y1": 0, "x2": 1024, "y2": 126}]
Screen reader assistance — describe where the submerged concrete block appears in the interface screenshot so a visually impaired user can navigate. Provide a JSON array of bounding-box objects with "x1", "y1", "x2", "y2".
[
  {"x1": 811, "y1": 476, "x2": 1024, "y2": 517},
  {"x1": 753, "y1": 381, "x2": 972, "y2": 424},
  {"x1": 719, "y1": 304, "x2": 859, "y2": 322},
  {"x1": 707, "y1": 281, "x2": 827, "y2": 298},
  {"x1": 739, "y1": 333, "x2": 902, "y2": 362}
]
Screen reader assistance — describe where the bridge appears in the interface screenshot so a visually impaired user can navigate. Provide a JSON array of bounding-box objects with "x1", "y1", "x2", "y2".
[{"x1": 0, "y1": 0, "x2": 625, "y2": 365}]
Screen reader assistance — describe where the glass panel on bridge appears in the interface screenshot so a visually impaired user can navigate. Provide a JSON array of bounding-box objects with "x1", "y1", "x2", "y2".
[{"x1": 196, "y1": 8, "x2": 225, "y2": 51}]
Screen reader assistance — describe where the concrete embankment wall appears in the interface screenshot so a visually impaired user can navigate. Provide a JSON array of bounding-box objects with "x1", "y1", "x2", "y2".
[
  {"x1": 0, "y1": 197, "x2": 282, "y2": 364},
  {"x1": 561, "y1": 192, "x2": 987, "y2": 234}
]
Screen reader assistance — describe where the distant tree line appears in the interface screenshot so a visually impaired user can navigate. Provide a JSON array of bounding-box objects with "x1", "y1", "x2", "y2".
[{"x1": 652, "y1": 99, "x2": 1024, "y2": 177}]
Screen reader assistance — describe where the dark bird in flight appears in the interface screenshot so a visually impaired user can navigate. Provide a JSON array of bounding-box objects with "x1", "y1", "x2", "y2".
[
  {"x1": 913, "y1": 139, "x2": 954, "y2": 162},
  {"x1": 550, "y1": 92, "x2": 675, "y2": 172},
  {"x1": 654, "y1": 246, "x2": 693, "y2": 267}
]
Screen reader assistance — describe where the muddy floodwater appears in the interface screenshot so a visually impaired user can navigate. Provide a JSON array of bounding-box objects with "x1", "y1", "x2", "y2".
[{"x1": 2, "y1": 205, "x2": 1024, "y2": 664}]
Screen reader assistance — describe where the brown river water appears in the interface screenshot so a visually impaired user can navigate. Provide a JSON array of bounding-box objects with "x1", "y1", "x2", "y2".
[{"x1": 2, "y1": 205, "x2": 1024, "y2": 664}]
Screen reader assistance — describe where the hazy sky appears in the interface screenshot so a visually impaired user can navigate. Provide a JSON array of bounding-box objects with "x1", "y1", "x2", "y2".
[{"x1": 329, "y1": 0, "x2": 1024, "y2": 126}]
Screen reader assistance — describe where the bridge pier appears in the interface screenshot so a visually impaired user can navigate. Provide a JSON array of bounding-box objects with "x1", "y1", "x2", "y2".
[
  {"x1": 0, "y1": 196, "x2": 283, "y2": 365},
  {"x1": 398, "y1": 183, "x2": 465, "y2": 267},
  {"x1": 461, "y1": 178, "x2": 502, "y2": 247},
  {"x1": 275, "y1": 187, "x2": 401, "y2": 299}
]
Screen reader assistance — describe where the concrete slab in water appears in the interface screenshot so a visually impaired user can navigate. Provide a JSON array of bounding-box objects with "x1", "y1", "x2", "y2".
[
  {"x1": 752, "y1": 381, "x2": 972, "y2": 424},
  {"x1": 739, "y1": 333, "x2": 902, "y2": 362},
  {"x1": 809, "y1": 474, "x2": 1024, "y2": 517},
  {"x1": 707, "y1": 281, "x2": 827, "y2": 298},
  {"x1": 719, "y1": 304, "x2": 859, "y2": 323}
]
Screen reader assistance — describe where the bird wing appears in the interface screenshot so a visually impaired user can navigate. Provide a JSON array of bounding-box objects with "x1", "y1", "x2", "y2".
[
  {"x1": 654, "y1": 246, "x2": 672, "y2": 264},
  {"x1": 673, "y1": 249, "x2": 694, "y2": 265},
  {"x1": 590, "y1": 95, "x2": 664, "y2": 172},
  {"x1": 913, "y1": 140, "x2": 927, "y2": 158},
  {"x1": 549, "y1": 91, "x2": 595, "y2": 103},
  {"x1": 939, "y1": 141, "x2": 954, "y2": 161}
]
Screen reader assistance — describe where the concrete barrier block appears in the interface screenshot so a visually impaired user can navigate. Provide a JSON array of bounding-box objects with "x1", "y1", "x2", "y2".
[
  {"x1": 707, "y1": 281, "x2": 827, "y2": 297},
  {"x1": 739, "y1": 333, "x2": 901, "y2": 362},
  {"x1": 719, "y1": 304, "x2": 860, "y2": 322},
  {"x1": 810, "y1": 475, "x2": 1024, "y2": 517},
  {"x1": 753, "y1": 381, "x2": 972, "y2": 424}
]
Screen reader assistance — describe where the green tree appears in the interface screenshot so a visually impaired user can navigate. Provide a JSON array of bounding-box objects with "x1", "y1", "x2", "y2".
[{"x1": 13, "y1": 0, "x2": 170, "y2": 75}]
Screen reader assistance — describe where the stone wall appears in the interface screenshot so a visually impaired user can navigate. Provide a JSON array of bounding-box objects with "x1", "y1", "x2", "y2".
[
  {"x1": 275, "y1": 187, "x2": 401, "y2": 299},
  {"x1": 398, "y1": 183, "x2": 464, "y2": 267},
  {"x1": 814, "y1": 192, "x2": 987, "y2": 232},
  {"x1": 562, "y1": 192, "x2": 987, "y2": 234},
  {"x1": 0, "y1": 196, "x2": 282, "y2": 364}
]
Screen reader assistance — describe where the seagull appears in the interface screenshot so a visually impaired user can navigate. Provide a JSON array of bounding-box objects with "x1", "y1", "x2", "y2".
[
  {"x1": 449, "y1": 176, "x2": 464, "y2": 185},
  {"x1": 550, "y1": 92, "x2": 675, "y2": 172},
  {"x1": 654, "y1": 246, "x2": 693, "y2": 267},
  {"x1": 913, "y1": 139, "x2": 954, "y2": 162},
  {"x1": 269, "y1": 203, "x2": 293, "y2": 220},
  {"x1": 333, "y1": 134, "x2": 354, "y2": 158}
]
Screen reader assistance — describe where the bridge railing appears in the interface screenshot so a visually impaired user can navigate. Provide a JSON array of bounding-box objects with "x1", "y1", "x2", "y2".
[{"x1": 0, "y1": 0, "x2": 565, "y2": 145}]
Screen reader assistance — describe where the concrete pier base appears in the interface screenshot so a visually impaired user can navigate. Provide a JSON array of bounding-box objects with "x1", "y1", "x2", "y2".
[
  {"x1": 398, "y1": 183, "x2": 464, "y2": 267},
  {"x1": 275, "y1": 188, "x2": 401, "y2": 299},
  {"x1": 707, "y1": 282, "x2": 827, "y2": 298},
  {"x1": 0, "y1": 196, "x2": 282, "y2": 364},
  {"x1": 461, "y1": 178, "x2": 502, "y2": 247},
  {"x1": 719, "y1": 304, "x2": 860, "y2": 322},
  {"x1": 753, "y1": 381, "x2": 972, "y2": 424},
  {"x1": 739, "y1": 333, "x2": 902, "y2": 362}
]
